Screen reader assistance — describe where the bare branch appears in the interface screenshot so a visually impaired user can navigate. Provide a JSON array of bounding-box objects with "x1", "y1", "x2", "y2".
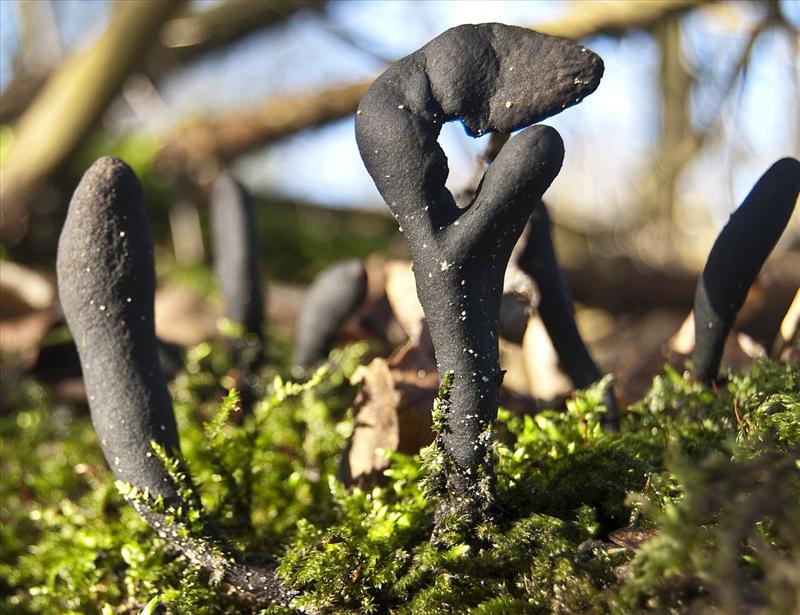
[
  {"x1": 0, "y1": 0, "x2": 708, "y2": 244},
  {"x1": 536, "y1": 0, "x2": 706, "y2": 39},
  {"x1": 158, "y1": 0, "x2": 324, "y2": 64},
  {"x1": 155, "y1": 0, "x2": 707, "y2": 171},
  {"x1": 157, "y1": 81, "x2": 369, "y2": 172},
  {"x1": 0, "y1": 0, "x2": 186, "y2": 243},
  {"x1": 0, "y1": 0, "x2": 323, "y2": 123}
]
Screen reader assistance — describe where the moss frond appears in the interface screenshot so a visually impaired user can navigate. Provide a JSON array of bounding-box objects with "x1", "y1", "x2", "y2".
[{"x1": 2, "y1": 355, "x2": 798, "y2": 613}]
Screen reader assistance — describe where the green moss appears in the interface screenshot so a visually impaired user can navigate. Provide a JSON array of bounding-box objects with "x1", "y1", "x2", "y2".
[
  {"x1": 419, "y1": 370, "x2": 453, "y2": 500},
  {"x1": 2, "y1": 357, "x2": 798, "y2": 613}
]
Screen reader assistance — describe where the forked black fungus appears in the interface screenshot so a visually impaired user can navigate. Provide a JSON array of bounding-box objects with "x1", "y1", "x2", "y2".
[
  {"x1": 518, "y1": 202, "x2": 619, "y2": 428},
  {"x1": 356, "y1": 23, "x2": 603, "y2": 528},
  {"x1": 210, "y1": 172, "x2": 265, "y2": 343},
  {"x1": 693, "y1": 157, "x2": 800, "y2": 384},
  {"x1": 57, "y1": 157, "x2": 293, "y2": 605},
  {"x1": 293, "y1": 259, "x2": 368, "y2": 368}
]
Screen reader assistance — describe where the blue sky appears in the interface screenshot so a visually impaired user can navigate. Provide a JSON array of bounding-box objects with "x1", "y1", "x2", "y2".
[{"x1": 1, "y1": 0, "x2": 798, "y2": 264}]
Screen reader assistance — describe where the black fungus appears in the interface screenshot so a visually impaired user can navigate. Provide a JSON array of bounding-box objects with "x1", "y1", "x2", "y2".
[
  {"x1": 210, "y1": 171, "x2": 265, "y2": 341},
  {"x1": 693, "y1": 157, "x2": 800, "y2": 384},
  {"x1": 356, "y1": 23, "x2": 604, "y2": 525},
  {"x1": 293, "y1": 259, "x2": 368, "y2": 368},
  {"x1": 518, "y1": 202, "x2": 619, "y2": 428},
  {"x1": 57, "y1": 157, "x2": 293, "y2": 605},
  {"x1": 57, "y1": 157, "x2": 181, "y2": 500}
]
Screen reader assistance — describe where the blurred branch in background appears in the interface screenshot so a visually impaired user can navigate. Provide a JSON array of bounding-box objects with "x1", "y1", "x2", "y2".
[
  {"x1": 158, "y1": 0, "x2": 323, "y2": 63},
  {"x1": 0, "y1": 0, "x2": 186, "y2": 244},
  {"x1": 536, "y1": 0, "x2": 704, "y2": 38},
  {"x1": 0, "y1": 0, "x2": 782, "y2": 255},
  {"x1": 157, "y1": 82, "x2": 369, "y2": 176},
  {"x1": 638, "y1": 0, "x2": 794, "y2": 259},
  {"x1": 0, "y1": 0, "x2": 323, "y2": 245},
  {"x1": 0, "y1": 0, "x2": 323, "y2": 123},
  {"x1": 0, "y1": 1, "x2": 62, "y2": 124},
  {"x1": 311, "y1": 15, "x2": 397, "y2": 64},
  {"x1": 155, "y1": 1, "x2": 710, "y2": 187}
]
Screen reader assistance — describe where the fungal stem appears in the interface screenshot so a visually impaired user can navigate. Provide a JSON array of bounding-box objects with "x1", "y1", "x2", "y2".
[
  {"x1": 518, "y1": 202, "x2": 619, "y2": 429},
  {"x1": 210, "y1": 171, "x2": 266, "y2": 371},
  {"x1": 293, "y1": 259, "x2": 368, "y2": 370},
  {"x1": 693, "y1": 157, "x2": 799, "y2": 384},
  {"x1": 357, "y1": 23, "x2": 604, "y2": 530},
  {"x1": 58, "y1": 157, "x2": 293, "y2": 605}
]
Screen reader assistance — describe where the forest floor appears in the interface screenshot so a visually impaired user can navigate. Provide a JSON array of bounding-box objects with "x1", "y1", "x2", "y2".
[{"x1": 1, "y1": 336, "x2": 798, "y2": 614}]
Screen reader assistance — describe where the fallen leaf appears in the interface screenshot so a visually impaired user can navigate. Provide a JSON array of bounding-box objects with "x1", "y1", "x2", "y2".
[
  {"x1": 522, "y1": 312, "x2": 572, "y2": 400},
  {"x1": 155, "y1": 284, "x2": 220, "y2": 346},
  {"x1": 342, "y1": 342, "x2": 436, "y2": 483},
  {"x1": 384, "y1": 260, "x2": 431, "y2": 353},
  {"x1": 773, "y1": 289, "x2": 799, "y2": 360},
  {"x1": 0, "y1": 261, "x2": 57, "y2": 353},
  {"x1": 608, "y1": 526, "x2": 658, "y2": 550}
]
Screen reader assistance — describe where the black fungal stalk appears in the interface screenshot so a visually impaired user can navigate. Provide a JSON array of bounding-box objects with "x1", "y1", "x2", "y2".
[
  {"x1": 57, "y1": 157, "x2": 181, "y2": 498},
  {"x1": 210, "y1": 171, "x2": 266, "y2": 356},
  {"x1": 518, "y1": 202, "x2": 619, "y2": 428},
  {"x1": 356, "y1": 23, "x2": 603, "y2": 528},
  {"x1": 57, "y1": 157, "x2": 293, "y2": 605},
  {"x1": 293, "y1": 258, "x2": 368, "y2": 369},
  {"x1": 693, "y1": 157, "x2": 800, "y2": 384}
]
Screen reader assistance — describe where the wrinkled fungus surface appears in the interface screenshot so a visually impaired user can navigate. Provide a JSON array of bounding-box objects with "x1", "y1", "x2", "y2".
[
  {"x1": 57, "y1": 157, "x2": 292, "y2": 605},
  {"x1": 356, "y1": 23, "x2": 604, "y2": 526},
  {"x1": 57, "y1": 157, "x2": 181, "y2": 499}
]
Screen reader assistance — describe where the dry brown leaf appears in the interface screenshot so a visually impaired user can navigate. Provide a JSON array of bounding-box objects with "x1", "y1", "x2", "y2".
[
  {"x1": 669, "y1": 312, "x2": 695, "y2": 355},
  {"x1": 0, "y1": 261, "x2": 57, "y2": 353},
  {"x1": 773, "y1": 289, "x2": 799, "y2": 360},
  {"x1": 154, "y1": 283, "x2": 220, "y2": 346},
  {"x1": 499, "y1": 337, "x2": 530, "y2": 397},
  {"x1": 384, "y1": 260, "x2": 424, "y2": 342},
  {"x1": 342, "y1": 342, "x2": 436, "y2": 483},
  {"x1": 608, "y1": 526, "x2": 658, "y2": 551}
]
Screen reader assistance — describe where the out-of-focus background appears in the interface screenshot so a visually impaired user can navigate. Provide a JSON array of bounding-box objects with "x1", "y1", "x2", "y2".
[{"x1": 0, "y1": 0, "x2": 798, "y2": 405}]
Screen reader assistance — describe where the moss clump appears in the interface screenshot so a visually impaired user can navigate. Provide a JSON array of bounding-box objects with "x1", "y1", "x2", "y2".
[{"x1": 1, "y1": 356, "x2": 798, "y2": 613}]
